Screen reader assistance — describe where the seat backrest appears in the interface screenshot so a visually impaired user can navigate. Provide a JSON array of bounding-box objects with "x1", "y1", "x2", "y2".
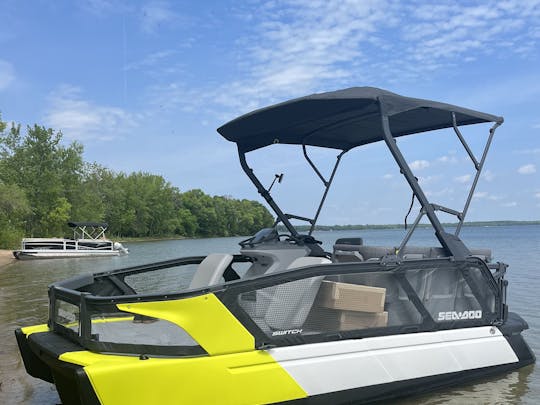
[
  {"x1": 469, "y1": 248, "x2": 492, "y2": 262},
  {"x1": 189, "y1": 253, "x2": 234, "y2": 289},
  {"x1": 264, "y1": 257, "x2": 331, "y2": 330},
  {"x1": 287, "y1": 256, "x2": 332, "y2": 270},
  {"x1": 333, "y1": 238, "x2": 364, "y2": 263},
  {"x1": 357, "y1": 246, "x2": 395, "y2": 260},
  {"x1": 241, "y1": 246, "x2": 310, "y2": 279}
]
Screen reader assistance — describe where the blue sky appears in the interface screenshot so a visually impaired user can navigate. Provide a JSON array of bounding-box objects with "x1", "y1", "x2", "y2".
[{"x1": 1, "y1": 0, "x2": 539, "y2": 225}]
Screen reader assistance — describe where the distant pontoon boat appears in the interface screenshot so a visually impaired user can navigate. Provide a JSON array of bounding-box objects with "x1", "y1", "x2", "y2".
[{"x1": 13, "y1": 222, "x2": 128, "y2": 259}]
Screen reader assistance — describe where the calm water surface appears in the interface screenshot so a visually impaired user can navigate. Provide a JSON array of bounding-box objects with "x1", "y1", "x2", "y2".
[{"x1": 0, "y1": 225, "x2": 538, "y2": 404}]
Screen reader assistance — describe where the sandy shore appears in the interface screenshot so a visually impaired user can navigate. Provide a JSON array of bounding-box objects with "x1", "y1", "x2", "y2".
[{"x1": 0, "y1": 249, "x2": 15, "y2": 268}]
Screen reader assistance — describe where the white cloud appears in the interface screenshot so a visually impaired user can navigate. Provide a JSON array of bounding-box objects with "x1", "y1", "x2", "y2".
[
  {"x1": 533, "y1": 123, "x2": 540, "y2": 129},
  {"x1": 418, "y1": 175, "x2": 440, "y2": 185},
  {"x1": 437, "y1": 154, "x2": 458, "y2": 163},
  {"x1": 402, "y1": 0, "x2": 540, "y2": 64},
  {"x1": 44, "y1": 85, "x2": 139, "y2": 141},
  {"x1": 383, "y1": 174, "x2": 393, "y2": 180},
  {"x1": 514, "y1": 148, "x2": 540, "y2": 155},
  {"x1": 125, "y1": 50, "x2": 177, "y2": 71},
  {"x1": 124, "y1": 49, "x2": 188, "y2": 79},
  {"x1": 454, "y1": 174, "x2": 472, "y2": 183},
  {"x1": 482, "y1": 170, "x2": 495, "y2": 182},
  {"x1": 535, "y1": 192, "x2": 540, "y2": 199},
  {"x1": 141, "y1": 1, "x2": 177, "y2": 34},
  {"x1": 148, "y1": 1, "x2": 396, "y2": 115},
  {"x1": 474, "y1": 192, "x2": 505, "y2": 201},
  {"x1": 409, "y1": 160, "x2": 430, "y2": 170},
  {"x1": 502, "y1": 201, "x2": 518, "y2": 207},
  {"x1": 0, "y1": 60, "x2": 14, "y2": 90},
  {"x1": 518, "y1": 164, "x2": 537, "y2": 174},
  {"x1": 80, "y1": 0, "x2": 117, "y2": 15},
  {"x1": 425, "y1": 187, "x2": 454, "y2": 197},
  {"x1": 149, "y1": 0, "x2": 540, "y2": 119},
  {"x1": 473, "y1": 191, "x2": 488, "y2": 199}
]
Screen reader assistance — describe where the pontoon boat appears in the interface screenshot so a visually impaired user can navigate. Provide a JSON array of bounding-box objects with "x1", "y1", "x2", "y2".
[
  {"x1": 16, "y1": 88, "x2": 534, "y2": 404},
  {"x1": 13, "y1": 222, "x2": 128, "y2": 259}
]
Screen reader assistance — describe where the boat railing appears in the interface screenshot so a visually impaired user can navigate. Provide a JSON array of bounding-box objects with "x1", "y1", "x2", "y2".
[
  {"x1": 21, "y1": 238, "x2": 116, "y2": 251},
  {"x1": 47, "y1": 256, "x2": 505, "y2": 356}
]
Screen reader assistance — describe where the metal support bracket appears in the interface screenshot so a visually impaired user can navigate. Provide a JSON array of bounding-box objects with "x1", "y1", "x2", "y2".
[
  {"x1": 238, "y1": 145, "x2": 346, "y2": 237},
  {"x1": 455, "y1": 120, "x2": 500, "y2": 235},
  {"x1": 303, "y1": 146, "x2": 346, "y2": 235},
  {"x1": 380, "y1": 110, "x2": 470, "y2": 259}
]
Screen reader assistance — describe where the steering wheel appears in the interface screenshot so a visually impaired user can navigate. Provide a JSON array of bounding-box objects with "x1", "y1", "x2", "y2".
[
  {"x1": 277, "y1": 233, "x2": 293, "y2": 242},
  {"x1": 238, "y1": 231, "x2": 291, "y2": 247},
  {"x1": 239, "y1": 236, "x2": 254, "y2": 247}
]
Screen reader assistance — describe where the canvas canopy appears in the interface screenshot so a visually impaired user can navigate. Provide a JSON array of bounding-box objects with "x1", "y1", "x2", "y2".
[
  {"x1": 217, "y1": 87, "x2": 503, "y2": 153},
  {"x1": 68, "y1": 222, "x2": 108, "y2": 229}
]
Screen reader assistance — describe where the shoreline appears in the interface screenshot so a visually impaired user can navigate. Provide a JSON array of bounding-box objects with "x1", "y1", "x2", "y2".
[{"x1": 0, "y1": 249, "x2": 15, "y2": 268}]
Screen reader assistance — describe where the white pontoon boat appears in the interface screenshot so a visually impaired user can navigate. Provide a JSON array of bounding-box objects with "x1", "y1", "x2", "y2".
[{"x1": 13, "y1": 222, "x2": 128, "y2": 259}]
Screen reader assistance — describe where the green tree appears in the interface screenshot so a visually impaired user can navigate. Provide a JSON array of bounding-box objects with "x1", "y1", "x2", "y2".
[
  {"x1": 0, "y1": 182, "x2": 30, "y2": 247},
  {"x1": 0, "y1": 114, "x2": 275, "y2": 245},
  {"x1": 179, "y1": 189, "x2": 219, "y2": 237},
  {"x1": 0, "y1": 123, "x2": 85, "y2": 236}
]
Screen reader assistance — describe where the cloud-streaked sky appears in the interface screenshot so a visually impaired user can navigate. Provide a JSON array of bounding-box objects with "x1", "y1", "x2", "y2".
[{"x1": 1, "y1": 0, "x2": 539, "y2": 224}]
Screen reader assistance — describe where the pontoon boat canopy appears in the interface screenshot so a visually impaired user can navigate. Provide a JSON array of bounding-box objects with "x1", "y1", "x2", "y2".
[
  {"x1": 217, "y1": 87, "x2": 503, "y2": 152},
  {"x1": 68, "y1": 222, "x2": 108, "y2": 228}
]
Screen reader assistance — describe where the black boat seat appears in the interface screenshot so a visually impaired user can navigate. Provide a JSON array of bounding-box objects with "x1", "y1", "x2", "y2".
[
  {"x1": 264, "y1": 257, "x2": 331, "y2": 330},
  {"x1": 402, "y1": 253, "x2": 424, "y2": 260},
  {"x1": 333, "y1": 238, "x2": 364, "y2": 262},
  {"x1": 333, "y1": 241, "x2": 491, "y2": 263},
  {"x1": 189, "y1": 253, "x2": 234, "y2": 289},
  {"x1": 469, "y1": 248, "x2": 492, "y2": 262},
  {"x1": 240, "y1": 257, "x2": 331, "y2": 333}
]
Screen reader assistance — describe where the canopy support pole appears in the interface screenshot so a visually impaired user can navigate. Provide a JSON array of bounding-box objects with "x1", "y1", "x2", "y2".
[
  {"x1": 455, "y1": 120, "x2": 501, "y2": 235},
  {"x1": 397, "y1": 209, "x2": 425, "y2": 256},
  {"x1": 380, "y1": 112, "x2": 470, "y2": 259},
  {"x1": 302, "y1": 145, "x2": 346, "y2": 235},
  {"x1": 452, "y1": 113, "x2": 480, "y2": 170},
  {"x1": 238, "y1": 148, "x2": 299, "y2": 237}
]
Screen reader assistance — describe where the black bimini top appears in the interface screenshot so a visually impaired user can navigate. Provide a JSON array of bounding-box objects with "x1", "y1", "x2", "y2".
[
  {"x1": 68, "y1": 222, "x2": 108, "y2": 228},
  {"x1": 217, "y1": 87, "x2": 503, "y2": 152}
]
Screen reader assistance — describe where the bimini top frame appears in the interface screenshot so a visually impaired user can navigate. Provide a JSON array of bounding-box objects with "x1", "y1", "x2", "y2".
[
  {"x1": 217, "y1": 87, "x2": 503, "y2": 259},
  {"x1": 68, "y1": 221, "x2": 109, "y2": 240}
]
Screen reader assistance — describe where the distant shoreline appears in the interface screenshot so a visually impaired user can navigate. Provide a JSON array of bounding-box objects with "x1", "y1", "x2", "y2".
[
  {"x1": 287, "y1": 220, "x2": 540, "y2": 232},
  {"x1": 2, "y1": 221, "x2": 537, "y2": 253},
  {"x1": 0, "y1": 250, "x2": 14, "y2": 268}
]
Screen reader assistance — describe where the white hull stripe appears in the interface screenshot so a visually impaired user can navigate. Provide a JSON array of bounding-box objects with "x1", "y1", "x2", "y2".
[{"x1": 268, "y1": 326, "x2": 518, "y2": 396}]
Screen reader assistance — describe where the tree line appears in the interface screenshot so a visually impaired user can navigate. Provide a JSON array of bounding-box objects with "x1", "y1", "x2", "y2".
[{"x1": 0, "y1": 115, "x2": 274, "y2": 248}]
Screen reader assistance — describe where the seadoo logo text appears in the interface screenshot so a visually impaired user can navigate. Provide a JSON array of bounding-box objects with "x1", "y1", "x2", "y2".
[
  {"x1": 437, "y1": 310, "x2": 482, "y2": 321},
  {"x1": 272, "y1": 329, "x2": 303, "y2": 336}
]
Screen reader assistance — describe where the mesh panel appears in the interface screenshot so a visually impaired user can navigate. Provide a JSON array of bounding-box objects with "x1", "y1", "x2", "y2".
[
  {"x1": 90, "y1": 312, "x2": 199, "y2": 346},
  {"x1": 124, "y1": 264, "x2": 198, "y2": 294},
  {"x1": 238, "y1": 272, "x2": 423, "y2": 338},
  {"x1": 466, "y1": 265, "x2": 496, "y2": 312},
  {"x1": 55, "y1": 299, "x2": 79, "y2": 333},
  {"x1": 405, "y1": 265, "x2": 493, "y2": 322}
]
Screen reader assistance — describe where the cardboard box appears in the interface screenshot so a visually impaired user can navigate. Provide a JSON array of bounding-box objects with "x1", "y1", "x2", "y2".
[
  {"x1": 318, "y1": 280, "x2": 386, "y2": 313},
  {"x1": 337, "y1": 310, "x2": 388, "y2": 330},
  {"x1": 305, "y1": 307, "x2": 388, "y2": 331}
]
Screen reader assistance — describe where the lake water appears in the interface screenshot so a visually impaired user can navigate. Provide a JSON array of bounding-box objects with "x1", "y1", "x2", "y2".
[{"x1": 0, "y1": 225, "x2": 538, "y2": 404}]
